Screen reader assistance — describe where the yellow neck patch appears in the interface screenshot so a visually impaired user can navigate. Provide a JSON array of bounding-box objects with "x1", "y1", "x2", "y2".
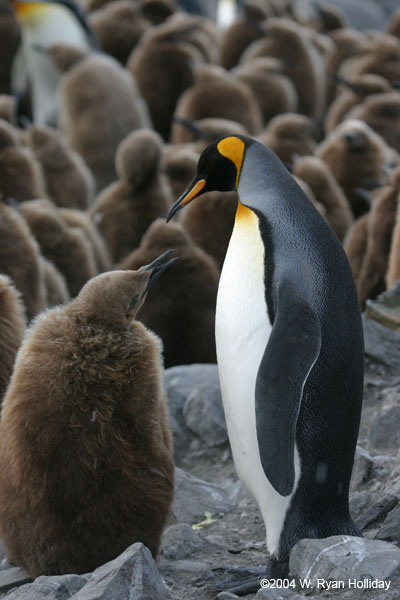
[
  {"x1": 12, "y1": 1, "x2": 47, "y2": 19},
  {"x1": 217, "y1": 136, "x2": 245, "y2": 188}
]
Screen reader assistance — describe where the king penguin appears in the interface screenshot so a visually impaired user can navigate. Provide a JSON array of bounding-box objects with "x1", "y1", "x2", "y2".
[{"x1": 167, "y1": 135, "x2": 364, "y2": 587}]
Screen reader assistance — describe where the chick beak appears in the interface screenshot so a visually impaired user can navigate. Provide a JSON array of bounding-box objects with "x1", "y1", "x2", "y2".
[
  {"x1": 166, "y1": 178, "x2": 206, "y2": 222},
  {"x1": 140, "y1": 249, "x2": 178, "y2": 293}
]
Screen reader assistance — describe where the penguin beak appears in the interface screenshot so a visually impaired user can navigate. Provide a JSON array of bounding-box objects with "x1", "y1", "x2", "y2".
[
  {"x1": 140, "y1": 249, "x2": 178, "y2": 293},
  {"x1": 166, "y1": 178, "x2": 206, "y2": 222}
]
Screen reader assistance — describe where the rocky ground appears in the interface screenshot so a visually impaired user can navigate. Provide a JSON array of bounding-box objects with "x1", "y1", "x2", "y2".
[{"x1": 0, "y1": 287, "x2": 399, "y2": 600}]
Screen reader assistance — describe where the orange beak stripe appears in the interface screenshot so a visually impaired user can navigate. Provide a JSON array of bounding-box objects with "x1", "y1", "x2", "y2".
[{"x1": 180, "y1": 178, "x2": 206, "y2": 207}]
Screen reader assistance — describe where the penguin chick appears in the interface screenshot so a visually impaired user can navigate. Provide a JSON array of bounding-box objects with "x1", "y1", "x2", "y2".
[
  {"x1": 0, "y1": 95, "x2": 17, "y2": 125},
  {"x1": 313, "y1": 2, "x2": 349, "y2": 33},
  {"x1": 347, "y1": 91, "x2": 400, "y2": 153},
  {"x1": 315, "y1": 119, "x2": 398, "y2": 218},
  {"x1": 387, "y1": 7, "x2": 400, "y2": 39},
  {"x1": 88, "y1": 0, "x2": 149, "y2": 65},
  {"x1": 0, "y1": 198, "x2": 46, "y2": 320},
  {"x1": 325, "y1": 74, "x2": 391, "y2": 135},
  {"x1": 241, "y1": 17, "x2": 326, "y2": 118},
  {"x1": 27, "y1": 124, "x2": 95, "y2": 210},
  {"x1": 356, "y1": 167, "x2": 400, "y2": 306},
  {"x1": 60, "y1": 207, "x2": 111, "y2": 273},
  {"x1": 127, "y1": 15, "x2": 205, "y2": 140},
  {"x1": 387, "y1": 192, "x2": 400, "y2": 289},
  {"x1": 231, "y1": 57, "x2": 298, "y2": 127},
  {"x1": 0, "y1": 275, "x2": 25, "y2": 404},
  {"x1": 0, "y1": 259, "x2": 175, "y2": 577},
  {"x1": 49, "y1": 43, "x2": 151, "y2": 191},
  {"x1": 170, "y1": 116, "x2": 249, "y2": 149},
  {"x1": 258, "y1": 113, "x2": 317, "y2": 164},
  {"x1": 180, "y1": 190, "x2": 237, "y2": 271},
  {"x1": 118, "y1": 219, "x2": 219, "y2": 367},
  {"x1": 340, "y1": 33, "x2": 400, "y2": 85},
  {"x1": 293, "y1": 156, "x2": 353, "y2": 241},
  {"x1": 343, "y1": 214, "x2": 369, "y2": 281},
  {"x1": 162, "y1": 144, "x2": 198, "y2": 199},
  {"x1": 173, "y1": 64, "x2": 263, "y2": 139},
  {"x1": 40, "y1": 255, "x2": 70, "y2": 307},
  {"x1": 139, "y1": 0, "x2": 177, "y2": 25},
  {"x1": 0, "y1": 119, "x2": 47, "y2": 201},
  {"x1": 90, "y1": 129, "x2": 172, "y2": 264},
  {"x1": 20, "y1": 199, "x2": 97, "y2": 297},
  {"x1": 219, "y1": 4, "x2": 268, "y2": 70},
  {"x1": 0, "y1": 1, "x2": 19, "y2": 95}
]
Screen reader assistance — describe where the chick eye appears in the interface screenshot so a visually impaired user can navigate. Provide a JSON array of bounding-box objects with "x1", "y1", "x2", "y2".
[{"x1": 130, "y1": 294, "x2": 139, "y2": 308}]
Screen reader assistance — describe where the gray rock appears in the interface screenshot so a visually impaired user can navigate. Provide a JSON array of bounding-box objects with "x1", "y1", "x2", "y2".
[
  {"x1": 369, "y1": 405, "x2": 400, "y2": 452},
  {"x1": 163, "y1": 560, "x2": 212, "y2": 579},
  {"x1": 350, "y1": 491, "x2": 374, "y2": 520},
  {"x1": 289, "y1": 535, "x2": 400, "y2": 586},
  {"x1": 356, "y1": 492, "x2": 399, "y2": 531},
  {"x1": 366, "y1": 283, "x2": 400, "y2": 332},
  {"x1": 70, "y1": 543, "x2": 170, "y2": 600},
  {"x1": 350, "y1": 446, "x2": 374, "y2": 492},
  {"x1": 256, "y1": 588, "x2": 304, "y2": 599},
  {"x1": 376, "y1": 503, "x2": 400, "y2": 545},
  {"x1": 5, "y1": 575, "x2": 86, "y2": 599},
  {"x1": 183, "y1": 381, "x2": 228, "y2": 447},
  {"x1": 171, "y1": 468, "x2": 232, "y2": 524},
  {"x1": 216, "y1": 593, "x2": 240, "y2": 600},
  {"x1": 164, "y1": 364, "x2": 220, "y2": 460},
  {"x1": 0, "y1": 568, "x2": 32, "y2": 593},
  {"x1": 160, "y1": 523, "x2": 204, "y2": 560},
  {"x1": 363, "y1": 317, "x2": 400, "y2": 370}
]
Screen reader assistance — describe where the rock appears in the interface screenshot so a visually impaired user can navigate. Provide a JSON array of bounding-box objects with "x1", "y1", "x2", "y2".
[
  {"x1": 366, "y1": 283, "x2": 400, "y2": 333},
  {"x1": 363, "y1": 317, "x2": 400, "y2": 370},
  {"x1": 356, "y1": 492, "x2": 399, "y2": 531},
  {"x1": 350, "y1": 491, "x2": 374, "y2": 520},
  {"x1": 0, "y1": 568, "x2": 32, "y2": 593},
  {"x1": 183, "y1": 382, "x2": 228, "y2": 447},
  {"x1": 162, "y1": 560, "x2": 213, "y2": 580},
  {"x1": 376, "y1": 503, "x2": 400, "y2": 545},
  {"x1": 171, "y1": 468, "x2": 232, "y2": 524},
  {"x1": 160, "y1": 524, "x2": 204, "y2": 560},
  {"x1": 289, "y1": 535, "x2": 400, "y2": 586},
  {"x1": 5, "y1": 575, "x2": 86, "y2": 599},
  {"x1": 70, "y1": 543, "x2": 170, "y2": 600},
  {"x1": 369, "y1": 405, "x2": 400, "y2": 452},
  {"x1": 256, "y1": 588, "x2": 304, "y2": 599},
  {"x1": 216, "y1": 593, "x2": 240, "y2": 600},
  {"x1": 164, "y1": 364, "x2": 221, "y2": 461},
  {"x1": 350, "y1": 446, "x2": 374, "y2": 491}
]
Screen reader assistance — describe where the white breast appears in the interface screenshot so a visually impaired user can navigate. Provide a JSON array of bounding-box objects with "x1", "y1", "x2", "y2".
[{"x1": 216, "y1": 208, "x2": 300, "y2": 557}]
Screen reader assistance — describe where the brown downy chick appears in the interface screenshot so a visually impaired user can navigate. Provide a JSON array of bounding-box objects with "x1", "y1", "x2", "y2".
[
  {"x1": 0, "y1": 95, "x2": 17, "y2": 125},
  {"x1": 347, "y1": 91, "x2": 400, "y2": 153},
  {"x1": 139, "y1": 0, "x2": 177, "y2": 25},
  {"x1": 26, "y1": 125, "x2": 95, "y2": 210},
  {"x1": 293, "y1": 155, "x2": 353, "y2": 241},
  {"x1": 313, "y1": 2, "x2": 349, "y2": 33},
  {"x1": 0, "y1": 256, "x2": 175, "y2": 577},
  {"x1": 181, "y1": 190, "x2": 237, "y2": 271},
  {"x1": 88, "y1": 1, "x2": 149, "y2": 65},
  {"x1": 343, "y1": 213, "x2": 369, "y2": 281},
  {"x1": 49, "y1": 43, "x2": 151, "y2": 191},
  {"x1": 0, "y1": 119, "x2": 46, "y2": 202},
  {"x1": 170, "y1": 116, "x2": 248, "y2": 149},
  {"x1": 387, "y1": 193, "x2": 400, "y2": 289},
  {"x1": 162, "y1": 144, "x2": 198, "y2": 199},
  {"x1": 340, "y1": 33, "x2": 400, "y2": 85},
  {"x1": 219, "y1": 1, "x2": 270, "y2": 70},
  {"x1": 173, "y1": 64, "x2": 263, "y2": 138},
  {"x1": 387, "y1": 7, "x2": 400, "y2": 39},
  {"x1": 356, "y1": 168, "x2": 400, "y2": 306},
  {"x1": 118, "y1": 219, "x2": 219, "y2": 367},
  {"x1": 0, "y1": 199, "x2": 46, "y2": 321},
  {"x1": 0, "y1": 2, "x2": 19, "y2": 94},
  {"x1": 231, "y1": 57, "x2": 298, "y2": 127},
  {"x1": 242, "y1": 17, "x2": 326, "y2": 118},
  {"x1": 326, "y1": 74, "x2": 391, "y2": 134},
  {"x1": 127, "y1": 15, "x2": 205, "y2": 140},
  {"x1": 315, "y1": 119, "x2": 398, "y2": 218},
  {"x1": 90, "y1": 129, "x2": 172, "y2": 264},
  {"x1": 60, "y1": 208, "x2": 112, "y2": 273},
  {"x1": 0, "y1": 275, "x2": 25, "y2": 404},
  {"x1": 259, "y1": 113, "x2": 318, "y2": 164},
  {"x1": 40, "y1": 256, "x2": 70, "y2": 308},
  {"x1": 20, "y1": 199, "x2": 97, "y2": 298}
]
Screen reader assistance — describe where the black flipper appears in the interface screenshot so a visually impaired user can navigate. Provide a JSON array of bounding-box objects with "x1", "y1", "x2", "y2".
[{"x1": 255, "y1": 280, "x2": 321, "y2": 497}]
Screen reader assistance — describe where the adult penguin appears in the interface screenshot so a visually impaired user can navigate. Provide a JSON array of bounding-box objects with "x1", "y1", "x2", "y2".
[{"x1": 167, "y1": 135, "x2": 364, "y2": 592}]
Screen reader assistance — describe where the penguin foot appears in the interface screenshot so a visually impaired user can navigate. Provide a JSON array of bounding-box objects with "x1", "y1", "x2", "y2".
[{"x1": 209, "y1": 559, "x2": 289, "y2": 597}]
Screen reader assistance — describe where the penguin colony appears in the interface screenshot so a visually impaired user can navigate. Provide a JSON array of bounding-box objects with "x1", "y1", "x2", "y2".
[{"x1": 0, "y1": 0, "x2": 399, "y2": 583}]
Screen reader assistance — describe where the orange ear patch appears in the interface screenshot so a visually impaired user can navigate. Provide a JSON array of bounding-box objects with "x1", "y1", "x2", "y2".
[
  {"x1": 217, "y1": 137, "x2": 245, "y2": 187},
  {"x1": 12, "y1": 1, "x2": 46, "y2": 19}
]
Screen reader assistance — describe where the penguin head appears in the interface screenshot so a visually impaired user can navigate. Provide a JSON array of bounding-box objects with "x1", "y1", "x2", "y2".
[
  {"x1": 167, "y1": 135, "x2": 247, "y2": 221},
  {"x1": 73, "y1": 250, "x2": 177, "y2": 327}
]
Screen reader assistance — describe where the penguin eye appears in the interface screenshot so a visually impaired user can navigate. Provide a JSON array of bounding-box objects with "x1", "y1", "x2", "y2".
[{"x1": 130, "y1": 295, "x2": 139, "y2": 308}]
